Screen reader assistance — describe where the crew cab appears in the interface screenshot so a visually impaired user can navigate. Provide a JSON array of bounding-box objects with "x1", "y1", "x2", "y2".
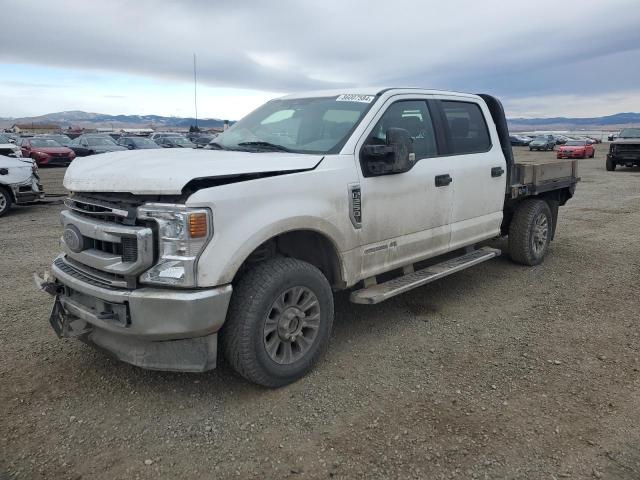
[
  {"x1": 0, "y1": 156, "x2": 45, "y2": 216},
  {"x1": 606, "y1": 128, "x2": 640, "y2": 170},
  {"x1": 38, "y1": 89, "x2": 579, "y2": 387}
]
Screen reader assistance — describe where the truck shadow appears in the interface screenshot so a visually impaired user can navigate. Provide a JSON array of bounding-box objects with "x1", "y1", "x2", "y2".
[{"x1": 74, "y1": 241, "x2": 517, "y2": 399}]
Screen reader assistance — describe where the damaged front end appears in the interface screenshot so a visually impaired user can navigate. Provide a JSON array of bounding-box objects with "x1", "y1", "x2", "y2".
[{"x1": 35, "y1": 191, "x2": 233, "y2": 373}]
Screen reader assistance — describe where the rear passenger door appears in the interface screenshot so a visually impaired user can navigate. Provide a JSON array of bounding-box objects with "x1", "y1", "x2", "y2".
[{"x1": 433, "y1": 98, "x2": 506, "y2": 249}]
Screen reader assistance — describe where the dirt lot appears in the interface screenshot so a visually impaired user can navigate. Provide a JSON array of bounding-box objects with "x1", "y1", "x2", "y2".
[{"x1": 1, "y1": 146, "x2": 640, "y2": 479}]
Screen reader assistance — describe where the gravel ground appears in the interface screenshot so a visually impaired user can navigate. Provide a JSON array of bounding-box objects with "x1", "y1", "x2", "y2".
[{"x1": 1, "y1": 146, "x2": 640, "y2": 479}]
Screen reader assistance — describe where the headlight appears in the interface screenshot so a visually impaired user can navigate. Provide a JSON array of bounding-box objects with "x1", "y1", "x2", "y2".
[{"x1": 137, "y1": 204, "x2": 213, "y2": 287}]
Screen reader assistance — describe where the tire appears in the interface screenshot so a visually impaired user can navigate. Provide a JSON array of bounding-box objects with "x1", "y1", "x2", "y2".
[
  {"x1": 0, "y1": 186, "x2": 12, "y2": 217},
  {"x1": 529, "y1": 147, "x2": 533, "y2": 151},
  {"x1": 221, "y1": 257, "x2": 334, "y2": 387},
  {"x1": 509, "y1": 199, "x2": 553, "y2": 266},
  {"x1": 606, "y1": 158, "x2": 616, "y2": 171}
]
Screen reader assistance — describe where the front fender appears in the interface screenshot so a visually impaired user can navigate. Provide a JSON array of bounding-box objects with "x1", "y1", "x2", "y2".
[{"x1": 186, "y1": 161, "x2": 359, "y2": 287}]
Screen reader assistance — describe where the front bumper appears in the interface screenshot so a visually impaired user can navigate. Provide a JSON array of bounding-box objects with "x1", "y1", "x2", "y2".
[
  {"x1": 47, "y1": 255, "x2": 233, "y2": 371},
  {"x1": 11, "y1": 176, "x2": 45, "y2": 204},
  {"x1": 557, "y1": 151, "x2": 585, "y2": 158}
]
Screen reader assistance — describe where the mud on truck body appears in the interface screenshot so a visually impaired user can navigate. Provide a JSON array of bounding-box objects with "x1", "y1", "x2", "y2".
[{"x1": 37, "y1": 89, "x2": 579, "y2": 386}]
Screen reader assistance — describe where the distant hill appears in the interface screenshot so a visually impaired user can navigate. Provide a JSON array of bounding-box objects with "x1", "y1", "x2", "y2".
[
  {"x1": 0, "y1": 111, "x2": 230, "y2": 130},
  {"x1": 507, "y1": 112, "x2": 640, "y2": 131},
  {"x1": 1, "y1": 110, "x2": 639, "y2": 132}
]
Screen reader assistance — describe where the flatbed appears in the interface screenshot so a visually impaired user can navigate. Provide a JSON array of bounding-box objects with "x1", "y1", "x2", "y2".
[{"x1": 510, "y1": 157, "x2": 579, "y2": 197}]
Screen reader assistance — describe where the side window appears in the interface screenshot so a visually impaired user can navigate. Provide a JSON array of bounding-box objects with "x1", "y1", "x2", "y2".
[
  {"x1": 441, "y1": 101, "x2": 491, "y2": 154},
  {"x1": 366, "y1": 100, "x2": 437, "y2": 160}
]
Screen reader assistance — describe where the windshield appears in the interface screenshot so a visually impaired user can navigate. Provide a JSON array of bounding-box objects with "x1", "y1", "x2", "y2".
[
  {"x1": 213, "y1": 96, "x2": 373, "y2": 154},
  {"x1": 132, "y1": 138, "x2": 156, "y2": 146},
  {"x1": 565, "y1": 141, "x2": 585, "y2": 146},
  {"x1": 41, "y1": 135, "x2": 70, "y2": 144},
  {"x1": 171, "y1": 137, "x2": 192, "y2": 145},
  {"x1": 533, "y1": 137, "x2": 548, "y2": 141},
  {"x1": 619, "y1": 128, "x2": 640, "y2": 138},
  {"x1": 86, "y1": 137, "x2": 116, "y2": 146},
  {"x1": 31, "y1": 139, "x2": 62, "y2": 147}
]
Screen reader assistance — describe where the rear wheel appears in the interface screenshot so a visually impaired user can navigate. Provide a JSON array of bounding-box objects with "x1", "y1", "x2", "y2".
[
  {"x1": 0, "y1": 187, "x2": 12, "y2": 217},
  {"x1": 509, "y1": 199, "x2": 553, "y2": 266},
  {"x1": 222, "y1": 257, "x2": 334, "y2": 387},
  {"x1": 606, "y1": 157, "x2": 616, "y2": 171}
]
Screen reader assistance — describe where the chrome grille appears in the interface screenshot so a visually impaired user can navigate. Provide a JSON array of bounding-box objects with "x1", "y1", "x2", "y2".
[
  {"x1": 60, "y1": 210, "x2": 154, "y2": 279},
  {"x1": 64, "y1": 196, "x2": 133, "y2": 224}
]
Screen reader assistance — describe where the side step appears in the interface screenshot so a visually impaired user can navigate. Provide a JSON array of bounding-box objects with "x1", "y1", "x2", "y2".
[{"x1": 350, "y1": 247, "x2": 501, "y2": 305}]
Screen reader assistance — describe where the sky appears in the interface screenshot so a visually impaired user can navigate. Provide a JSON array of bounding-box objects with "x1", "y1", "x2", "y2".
[{"x1": 1, "y1": 0, "x2": 639, "y2": 120}]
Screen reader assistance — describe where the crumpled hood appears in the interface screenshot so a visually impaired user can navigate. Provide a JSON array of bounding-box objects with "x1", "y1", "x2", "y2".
[{"x1": 64, "y1": 148, "x2": 323, "y2": 194}]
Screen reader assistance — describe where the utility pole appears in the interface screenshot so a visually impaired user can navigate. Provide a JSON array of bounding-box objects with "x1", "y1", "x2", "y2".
[{"x1": 193, "y1": 53, "x2": 198, "y2": 130}]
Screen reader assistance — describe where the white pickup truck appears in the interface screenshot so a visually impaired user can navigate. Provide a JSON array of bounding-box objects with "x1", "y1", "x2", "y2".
[{"x1": 39, "y1": 89, "x2": 579, "y2": 386}]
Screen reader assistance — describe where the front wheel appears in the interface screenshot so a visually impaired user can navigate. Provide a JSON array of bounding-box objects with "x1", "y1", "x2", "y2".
[
  {"x1": 221, "y1": 257, "x2": 334, "y2": 387},
  {"x1": 509, "y1": 199, "x2": 553, "y2": 266},
  {"x1": 606, "y1": 158, "x2": 616, "y2": 171},
  {"x1": 0, "y1": 186, "x2": 12, "y2": 217}
]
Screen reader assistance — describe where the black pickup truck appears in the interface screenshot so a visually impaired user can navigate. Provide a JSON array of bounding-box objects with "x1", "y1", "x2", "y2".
[{"x1": 606, "y1": 128, "x2": 640, "y2": 171}]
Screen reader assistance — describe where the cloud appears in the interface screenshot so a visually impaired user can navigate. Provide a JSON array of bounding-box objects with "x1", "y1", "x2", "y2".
[{"x1": 0, "y1": 0, "x2": 639, "y2": 117}]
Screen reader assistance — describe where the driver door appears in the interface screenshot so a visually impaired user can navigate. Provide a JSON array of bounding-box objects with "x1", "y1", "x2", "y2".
[{"x1": 355, "y1": 97, "x2": 453, "y2": 279}]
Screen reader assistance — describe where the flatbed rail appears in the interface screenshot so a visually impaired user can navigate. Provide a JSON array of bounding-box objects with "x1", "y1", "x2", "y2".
[{"x1": 510, "y1": 158, "x2": 579, "y2": 199}]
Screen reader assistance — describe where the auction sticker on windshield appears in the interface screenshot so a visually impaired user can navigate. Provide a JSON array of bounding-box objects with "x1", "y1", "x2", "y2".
[{"x1": 336, "y1": 94, "x2": 375, "y2": 103}]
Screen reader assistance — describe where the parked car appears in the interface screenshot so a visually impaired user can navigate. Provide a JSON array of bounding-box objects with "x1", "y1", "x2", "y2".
[
  {"x1": 606, "y1": 128, "x2": 640, "y2": 171},
  {"x1": 557, "y1": 140, "x2": 595, "y2": 159},
  {"x1": 20, "y1": 138, "x2": 76, "y2": 166},
  {"x1": 529, "y1": 135, "x2": 556, "y2": 151},
  {"x1": 117, "y1": 136, "x2": 162, "y2": 150},
  {"x1": 68, "y1": 135, "x2": 127, "y2": 156},
  {"x1": 36, "y1": 134, "x2": 73, "y2": 147},
  {"x1": 0, "y1": 134, "x2": 22, "y2": 158},
  {"x1": 509, "y1": 135, "x2": 530, "y2": 146},
  {"x1": 193, "y1": 136, "x2": 215, "y2": 148},
  {"x1": 150, "y1": 132, "x2": 184, "y2": 141},
  {"x1": 156, "y1": 136, "x2": 196, "y2": 148},
  {"x1": 553, "y1": 134, "x2": 571, "y2": 145},
  {"x1": 38, "y1": 89, "x2": 580, "y2": 387},
  {"x1": 0, "y1": 156, "x2": 44, "y2": 217}
]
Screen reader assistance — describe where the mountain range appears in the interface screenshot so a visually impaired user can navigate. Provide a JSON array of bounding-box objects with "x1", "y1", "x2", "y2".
[
  {"x1": 1, "y1": 110, "x2": 639, "y2": 131},
  {"x1": 0, "y1": 111, "x2": 229, "y2": 130}
]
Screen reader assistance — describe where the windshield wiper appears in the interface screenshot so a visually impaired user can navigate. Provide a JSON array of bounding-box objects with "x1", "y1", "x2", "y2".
[
  {"x1": 237, "y1": 141, "x2": 291, "y2": 152},
  {"x1": 207, "y1": 142, "x2": 241, "y2": 151}
]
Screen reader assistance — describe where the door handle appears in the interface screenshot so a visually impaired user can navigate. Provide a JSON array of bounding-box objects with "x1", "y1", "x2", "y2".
[
  {"x1": 435, "y1": 174, "x2": 452, "y2": 187},
  {"x1": 491, "y1": 166, "x2": 505, "y2": 177}
]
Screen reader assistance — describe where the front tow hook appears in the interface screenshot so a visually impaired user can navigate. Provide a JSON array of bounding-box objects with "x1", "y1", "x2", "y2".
[{"x1": 33, "y1": 270, "x2": 63, "y2": 296}]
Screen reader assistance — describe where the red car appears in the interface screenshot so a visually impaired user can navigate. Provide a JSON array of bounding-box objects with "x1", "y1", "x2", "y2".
[
  {"x1": 556, "y1": 140, "x2": 595, "y2": 159},
  {"x1": 20, "y1": 138, "x2": 76, "y2": 166}
]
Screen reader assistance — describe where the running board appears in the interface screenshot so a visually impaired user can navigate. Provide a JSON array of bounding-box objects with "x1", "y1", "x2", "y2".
[{"x1": 350, "y1": 247, "x2": 501, "y2": 305}]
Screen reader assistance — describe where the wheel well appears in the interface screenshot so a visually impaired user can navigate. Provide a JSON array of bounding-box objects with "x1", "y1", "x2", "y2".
[
  {"x1": 502, "y1": 190, "x2": 570, "y2": 238},
  {"x1": 233, "y1": 230, "x2": 344, "y2": 289}
]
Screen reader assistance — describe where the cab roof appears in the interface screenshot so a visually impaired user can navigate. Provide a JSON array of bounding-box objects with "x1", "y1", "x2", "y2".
[{"x1": 279, "y1": 87, "x2": 482, "y2": 100}]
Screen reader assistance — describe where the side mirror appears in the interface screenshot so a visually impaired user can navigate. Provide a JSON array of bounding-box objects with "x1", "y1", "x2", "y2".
[{"x1": 362, "y1": 128, "x2": 415, "y2": 176}]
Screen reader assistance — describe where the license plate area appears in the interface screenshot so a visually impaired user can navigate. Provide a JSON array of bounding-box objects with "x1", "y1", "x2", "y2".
[{"x1": 66, "y1": 287, "x2": 130, "y2": 327}]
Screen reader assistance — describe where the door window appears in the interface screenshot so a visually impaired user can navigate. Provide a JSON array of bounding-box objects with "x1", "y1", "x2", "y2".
[
  {"x1": 367, "y1": 100, "x2": 437, "y2": 160},
  {"x1": 441, "y1": 101, "x2": 491, "y2": 154}
]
